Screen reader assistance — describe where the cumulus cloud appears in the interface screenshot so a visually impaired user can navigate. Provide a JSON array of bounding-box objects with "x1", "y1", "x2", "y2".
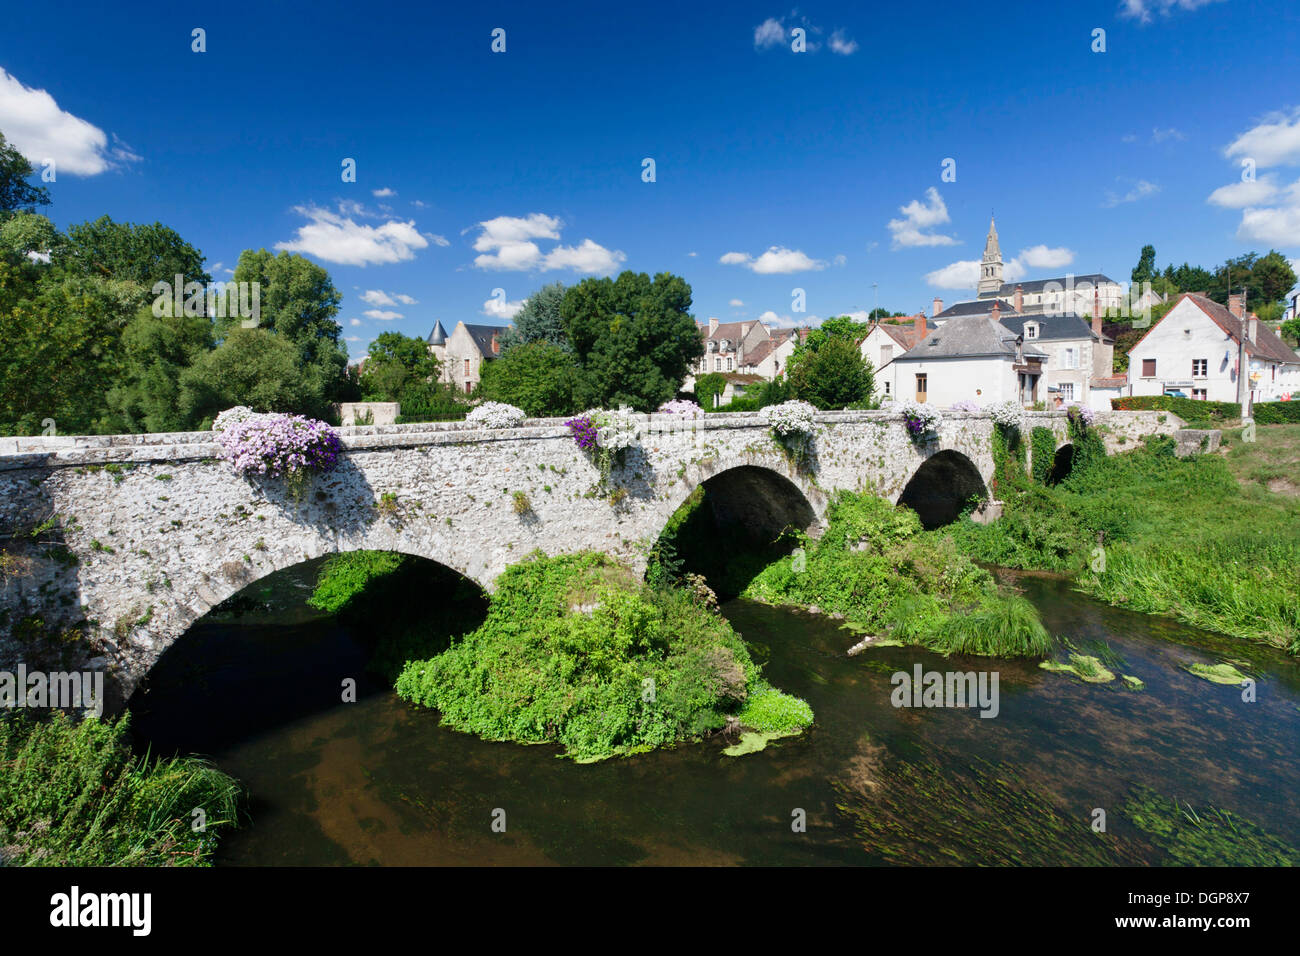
[
  {"x1": 753, "y1": 17, "x2": 786, "y2": 49},
  {"x1": 924, "y1": 260, "x2": 981, "y2": 290},
  {"x1": 482, "y1": 294, "x2": 525, "y2": 319},
  {"x1": 372, "y1": 187, "x2": 396, "y2": 197},
  {"x1": 1224, "y1": 107, "x2": 1300, "y2": 168},
  {"x1": 1236, "y1": 202, "x2": 1300, "y2": 244},
  {"x1": 829, "y1": 30, "x2": 859, "y2": 55},
  {"x1": 1102, "y1": 180, "x2": 1160, "y2": 207},
  {"x1": 468, "y1": 213, "x2": 624, "y2": 275},
  {"x1": 361, "y1": 289, "x2": 418, "y2": 306},
  {"x1": 757, "y1": 309, "x2": 820, "y2": 328},
  {"x1": 1207, "y1": 175, "x2": 1283, "y2": 208},
  {"x1": 1119, "y1": 0, "x2": 1225, "y2": 25},
  {"x1": 729, "y1": 298, "x2": 744, "y2": 307},
  {"x1": 753, "y1": 13, "x2": 838, "y2": 52},
  {"x1": 349, "y1": 318, "x2": 362, "y2": 327},
  {"x1": 1015, "y1": 245, "x2": 1075, "y2": 270},
  {"x1": 0, "y1": 67, "x2": 137, "y2": 176},
  {"x1": 1211, "y1": 110, "x2": 1300, "y2": 244},
  {"x1": 718, "y1": 246, "x2": 827, "y2": 273},
  {"x1": 887, "y1": 188, "x2": 958, "y2": 247},
  {"x1": 276, "y1": 203, "x2": 431, "y2": 266},
  {"x1": 363, "y1": 309, "x2": 402, "y2": 320}
]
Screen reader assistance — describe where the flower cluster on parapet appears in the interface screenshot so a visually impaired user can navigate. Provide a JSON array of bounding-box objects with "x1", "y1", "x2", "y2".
[
  {"x1": 466, "y1": 402, "x2": 525, "y2": 428},
  {"x1": 213, "y1": 408, "x2": 342, "y2": 485}
]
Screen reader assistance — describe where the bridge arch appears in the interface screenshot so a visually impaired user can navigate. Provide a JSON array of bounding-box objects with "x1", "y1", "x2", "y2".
[
  {"x1": 1047, "y1": 443, "x2": 1075, "y2": 486},
  {"x1": 896, "y1": 449, "x2": 988, "y2": 529}
]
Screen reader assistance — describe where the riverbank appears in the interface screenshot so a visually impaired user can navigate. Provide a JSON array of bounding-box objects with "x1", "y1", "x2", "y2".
[{"x1": 945, "y1": 425, "x2": 1300, "y2": 654}]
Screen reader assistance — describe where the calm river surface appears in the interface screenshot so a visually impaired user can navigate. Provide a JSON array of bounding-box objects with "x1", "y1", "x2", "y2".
[{"x1": 129, "y1": 563, "x2": 1300, "y2": 865}]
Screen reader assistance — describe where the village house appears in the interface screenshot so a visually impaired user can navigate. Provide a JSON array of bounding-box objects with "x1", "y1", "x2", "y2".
[
  {"x1": 886, "y1": 313, "x2": 1048, "y2": 407},
  {"x1": 683, "y1": 319, "x2": 805, "y2": 399},
  {"x1": 859, "y1": 313, "x2": 934, "y2": 400},
  {"x1": 426, "y1": 320, "x2": 505, "y2": 393},
  {"x1": 1125, "y1": 293, "x2": 1300, "y2": 403}
]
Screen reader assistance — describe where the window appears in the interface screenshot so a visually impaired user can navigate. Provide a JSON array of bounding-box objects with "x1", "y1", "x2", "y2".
[
  {"x1": 1192, "y1": 359, "x2": 1208, "y2": 377},
  {"x1": 726, "y1": 357, "x2": 733, "y2": 371},
  {"x1": 463, "y1": 358, "x2": 471, "y2": 377},
  {"x1": 1059, "y1": 383, "x2": 1075, "y2": 401},
  {"x1": 1060, "y1": 347, "x2": 1078, "y2": 369},
  {"x1": 884, "y1": 381, "x2": 891, "y2": 395},
  {"x1": 1025, "y1": 324, "x2": 1038, "y2": 339},
  {"x1": 714, "y1": 358, "x2": 722, "y2": 371},
  {"x1": 1141, "y1": 358, "x2": 1156, "y2": 378},
  {"x1": 915, "y1": 373, "x2": 928, "y2": 403},
  {"x1": 881, "y1": 344, "x2": 893, "y2": 363},
  {"x1": 1192, "y1": 388, "x2": 1207, "y2": 400}
]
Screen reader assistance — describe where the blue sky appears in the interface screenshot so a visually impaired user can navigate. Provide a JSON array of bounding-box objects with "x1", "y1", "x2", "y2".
[{"x1": 3, "y1": 0, "x2": 1299, "y2": 359}]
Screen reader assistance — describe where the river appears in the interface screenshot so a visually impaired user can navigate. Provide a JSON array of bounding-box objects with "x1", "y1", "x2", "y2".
[{"x1": 128, "y1": 560, "x2": 1300, "y2": 865}]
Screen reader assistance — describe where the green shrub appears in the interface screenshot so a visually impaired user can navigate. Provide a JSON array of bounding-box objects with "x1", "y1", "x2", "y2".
[
  {"x1": 1111, "y1": 394, "x2": 1240, "y2": 422},
  {"x1": 1254, "y1": 401, "x2": 1300, "y2": 424},
  {"x1": 737, "y1": 684, "x2": 814, "y2": 733},
  {"x1": 1030, "y1": 426, "x2": 1056, "y2": 484}
]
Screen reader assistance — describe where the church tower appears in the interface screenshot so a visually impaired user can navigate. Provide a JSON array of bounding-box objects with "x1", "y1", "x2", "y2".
[{"x1": 977, "y1": 216, "x2": 1003, "y2": 299}]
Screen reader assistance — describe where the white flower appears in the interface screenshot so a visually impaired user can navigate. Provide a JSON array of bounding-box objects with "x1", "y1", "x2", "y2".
[
  {"x1": 466, "y1": 402, "x2": 525, "y2": 428},
  {"x1": 896, "y1": 398, "x2": 943, "y2": 434},
  {"x1": 987, "y1": 400, "x2": 1024, "y2": 429},
  {"x1": 212, "y1": 406, "x2": 257, "y2": 433},
  {"x1": 763, "y1": 400, "x2": 817, "y2": 436}
]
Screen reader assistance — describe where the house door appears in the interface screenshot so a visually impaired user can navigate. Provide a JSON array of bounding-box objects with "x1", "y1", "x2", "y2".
[{"x1": 915, "y1": 373, "x2": 928, "y2": 403}]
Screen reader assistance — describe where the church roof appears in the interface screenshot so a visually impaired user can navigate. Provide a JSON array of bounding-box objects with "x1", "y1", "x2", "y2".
[
  {"x1": 936, "y1": 299, "x2": 1017, "y2": 319},
  {"x1": 990, "y1": 274, "x2": 1119, "y2": 296}
]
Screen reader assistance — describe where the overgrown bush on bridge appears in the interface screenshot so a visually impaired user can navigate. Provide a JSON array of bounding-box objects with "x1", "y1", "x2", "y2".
[{"x1": 1030, "y1": 427, "x2": 1057, "y2": 484}]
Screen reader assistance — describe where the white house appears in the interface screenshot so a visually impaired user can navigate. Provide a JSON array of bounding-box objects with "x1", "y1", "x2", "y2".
[
  {"x1": 1126, "y1": 293, "x2": 1300, "y2": 403},
  {"x1": 860, "y1": 314, "x2": 933, "y2": 401},
  {"x1": 887, "y1": 314, "x2": 1047, "y2": 407}
]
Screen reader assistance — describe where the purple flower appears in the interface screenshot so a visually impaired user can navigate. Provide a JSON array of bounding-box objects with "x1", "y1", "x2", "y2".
[{"x1": 217, "y1": 412, "x2": 342, "y2": 480}]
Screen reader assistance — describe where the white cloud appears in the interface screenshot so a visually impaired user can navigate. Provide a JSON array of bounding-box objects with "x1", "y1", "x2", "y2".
[
  {"x1": 276, "y1": 203, "x2": 431, "y2": 266},
  {"x1": 757, "y1": 309, "x2": 819, "y2": 328},
  {"x1": 1224, "y1": 107, "x2": 1300, "y2": 168},
  {"x1": 361, "y1": 289, "x2": 418, "y2": 306},
  {"x1": 687, "y1": 251, "x2": 698, "y2": 257},
  {"x1": 1207, "y1": 175, "x2": 1283, "y2": 208},
  {"x1": 729, "y1": 298, "x2": 744, "y2": 307},
  {"x1": 428, "y1": 233, "x2": 450, "y2": 247},
  {"x1": 363, "y1": 309, "x2": 402, "y2": 320},
  {"x1": 718, "y1": 246, "x2": 827, "y2": 273},
  {"x1": 1119, "y1": 0, "x2": 1225, "y2": 25},
  {"x1": 482, "y1": 294, "x2": 525, "y2": 319},
  {"x1": 349, "y1": 318, "x2": 362, "y2": 327},
  {"x1": 924, "y1": 260, "x2": 981, "y2": 290},
  {"x1": 833, "y1": 254, "x2": 847, "y2": 266},
  {"x1": 373, "y1": 187, "x2": 396, "y2": 197},
  {"x1": 888, "y1": 188, "x2": 958, "y2": 247},
  {"x1": 1236, "y1": 203, "x2": 1300, "y2": 244},
  {"x1": 754, "y1": 18, "x2": 786, "y2": 49},
  {"x1": 829, "y1": 30, "x2": 858, "y2": 55},
  {"x1": 0, "y1": 67, "x2": 136, "y2": 176},
  {"x1": 411, "y1": 199, "x2": 428, "y2": 208},
  {"x1": 1102, "y1": 180, "x2": 1159, "y2": 207},
  {"x1": 345, "y1": 335, "x2": 362, "y2": 343},
  {"x1": 468, "y1": 213, "x2": 623, "y2": 275},
  {"x1": 1151, "y1": 126, "x2": 1186, "y2": 143},
  {"x1": 1015, "y1": 245, "x2": 1075, "y2": 270}
]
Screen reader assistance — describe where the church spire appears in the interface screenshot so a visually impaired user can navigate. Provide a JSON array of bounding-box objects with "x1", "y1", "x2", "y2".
[{"x1": 978, "y1": 215, "x2": 1004, "y2": 298}]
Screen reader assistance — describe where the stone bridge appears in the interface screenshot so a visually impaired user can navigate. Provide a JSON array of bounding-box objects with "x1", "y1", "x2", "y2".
[{"x1": 0, "y1": 409, "x2": 1177, "y2": 706}]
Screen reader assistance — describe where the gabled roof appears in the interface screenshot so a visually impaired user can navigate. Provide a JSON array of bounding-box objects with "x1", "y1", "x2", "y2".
[
  {"x1": 1132, "y1": 294, "x2": 1300, "y2": 365},
  {"x1": 462, "y1": 323, "x2": 506, "y2": 359},
  {"x1": 1012, "y1": 312, "x2": 1107, "y2": 343},
  {"x1": 936, "y1": 299, "x2": 1018, "y2": 319},
  {"x1": 894, "y1": 315, "x2": 1047, "y2": 361},
  {"x1": 867, "y1": 317, "x2": 934, "y2": 351}
]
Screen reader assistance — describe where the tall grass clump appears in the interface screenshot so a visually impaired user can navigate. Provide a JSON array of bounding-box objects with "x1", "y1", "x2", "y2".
[
  {"x1": 742, "y1": 491, "x2": 1051, "y2": 658},
  {"x1": 394, "y1": 552, "x2": 811, "y2": 761},
  {"x1": 0, "y1": 711, "x2": 241, "y2": 866}
]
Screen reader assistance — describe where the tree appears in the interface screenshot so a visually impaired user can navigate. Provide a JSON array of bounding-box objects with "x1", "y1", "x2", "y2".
[
  {"x1": 226, "y1": 249, "x2": 349, "y2": 402},
  {"x1": 63, "y1": 216, "x2": 210, "y2": 286},
  {"x1": 693, "y1": 372, "x2": 727, "y2": 409},
  {"x1": 0, "y1": 131, "x2": 51, "y2": 215},
  {"x1": 869, "y1": 308, "x2": 906, "y2": 321},
  {"x1": 478, "y1": 341, "x2": 582, "y2": 416},
  {"x1": 499, "y1": 282, "x2": 569, "y2": 353},
  {"x1": 1247, "y1": 251, "x2": 1297, "y2": 307},
  {"x1": 1131, "y1": 245, "x2": 1157, "y2": 286},
  {"x1": 178, "y1": 327, "x2": 329, "y2": 426},
  {"x1": 561, "y1": 271, "x2": 703, "y2": 410},
  {"x1": 790, "y1": 335, "x2": 874, "y2": 409},
  {"x1": 103, "y1": 307, "x2": 215, "y2": 432},
  {"x1": 358, "y1": 331, "x2": 440, "y2": 402},
  {"x1": 0, "y1": 212, "x2": 62, "y2": 260}
]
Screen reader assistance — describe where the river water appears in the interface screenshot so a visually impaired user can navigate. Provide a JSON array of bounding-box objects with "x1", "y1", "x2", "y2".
[{"x1": 128, "y1": 561, "x2": 1300, "y2": 866}]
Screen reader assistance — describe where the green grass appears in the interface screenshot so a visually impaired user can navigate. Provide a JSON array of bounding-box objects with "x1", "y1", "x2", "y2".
[
  {"x1": 741, "y1": 491, "x2": 1052, "y2": 658},
  {"x1": 0, "y1": 711, "x2": 241, "y2": 866},
  {"x1": 736, "y1": 683, "x2": 814, "y2": 733},
  {"x1": 393, "y1": 551, "x2": 812, "y2": 761},
  {"x1": 948, "y1": 429, "x2": 1300, "y2": 653}
]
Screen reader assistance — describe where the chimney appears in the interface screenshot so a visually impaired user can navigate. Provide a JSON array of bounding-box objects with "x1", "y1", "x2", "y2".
[
  {"x1": 1228, "y1": 293, "x2": 1244, "y2": 319},
  {"x1": 1014, "y1": 284, "x2": 1023, "y2": 313},
  {"x1": 991, "y1": 300, "x2": 1001, "y2": 320},
  {"x1": 1092, "y1": 309, "x2": 1102, "y2": 339},
  {"x1": 913, "y1": 312, "x2": 928, "y2": 342},
  {"x1": 1094, "y1": 286, "x2": 1101, "y2": 321},
  {"x1": 708, "y1": 317, "x2": 719, "y2": 334},
  {"x1": 1247, "y1": 317, "x2": 1258, "y2": 344},
  {"x1": 932, "y1": 296, "x2": 943, "y2": 318}
]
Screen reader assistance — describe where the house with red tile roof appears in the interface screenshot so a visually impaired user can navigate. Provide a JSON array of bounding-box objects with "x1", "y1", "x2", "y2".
[{"x1": 1126, "y1": 293, "x2": 1300, "y2": 403}]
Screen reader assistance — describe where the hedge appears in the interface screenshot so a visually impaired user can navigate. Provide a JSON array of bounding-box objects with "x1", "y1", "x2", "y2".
[
  {"x1": 1110, "y1": 394, "x2": 1299, "y2": 425},
  {"x1": 1030, "y1": 426, "x2": 1056, "y2": 484}
]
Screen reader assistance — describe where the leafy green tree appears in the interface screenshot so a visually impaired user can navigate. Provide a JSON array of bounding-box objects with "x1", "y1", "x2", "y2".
[
  {"x1": 478, "y1": 341, "x2": 582, "y2": 416},
  {"x1": 499, "y1": 282, "x2": 569, "y2": 353},
  {"x1": 1131, "y1": 244, "x2": 1157, "y2": 286},
  {"x1": 693, "y1": 372, "x2": 727, "y2": 410},
  {"x1": 0, "y1": 131, "x2": 51, "y2": 215},
  {"x1": 103, "y1": 307, "x2": 215, "y2": 432},
  {"x1": 63, "y1": 216, "x2": 210, "y2": 286},
  {"x1": 0, "y1": 262, "x2": 129, "y2": 434},
  {"x1": 561, "y1": 271, "x2": 703, "y2": 410},
  {"x1": 0, "y1": 213, "x2": 62, "y2": 260},
  {"x1": 1246, "y1": 251, "x2": 1297, "y2": 307},
  {"x1": 358, "y1": 331, "x2": 440, "y2": 402},
  {"x1": 178, "y1": 327, "x2": 330, "y2": 426},
  {"x1": 790, "y1": 335, "x2": 875, "y2": 409},
  {"x1": 868, "y1": 308, "x2": 906, "y2": 321},
  {"x1": 225, "y1": 249, "x2": 349, "y2": 402}
]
